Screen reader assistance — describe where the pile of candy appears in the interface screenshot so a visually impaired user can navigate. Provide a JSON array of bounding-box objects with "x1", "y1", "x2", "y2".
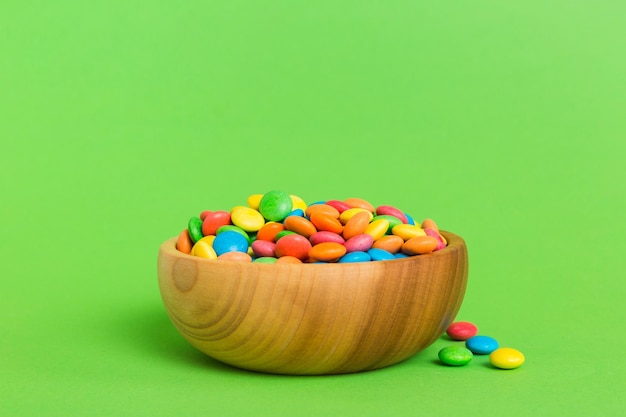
[
  {"x1": 175, "y1": 190, "x2": 448, "y2": 263},
  {"x1": 438, "y1": 321, "x2": 525, "y2": 370}
]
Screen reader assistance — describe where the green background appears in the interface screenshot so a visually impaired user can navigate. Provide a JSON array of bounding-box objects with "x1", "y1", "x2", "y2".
[{"x1": 2, "y1": 1, "x2": 624, "y2": 416}]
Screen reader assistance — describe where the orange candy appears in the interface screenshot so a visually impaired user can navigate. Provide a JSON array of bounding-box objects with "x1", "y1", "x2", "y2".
[
  {"x1": 305, "y1": 204, "x2": 340, "y2": 219},
  {"x1": 218, "y1": 251, "x2": 252, "y2": 262},
  {"x1": 339, "y1": 208, "x2": 373, "y2": 224},
  {"x1": 424, "y1": 228, "x2": 447, "y2": 251},
  {"x1": 309, "y1": 242, "x2": 347, "y2": 262},
  {"x1": 402, "y1": 235, "x2": 439, "y2": 255},
  {"x1": 284, "y1": 216, "x2": 317, "y2": 238},
  {"x1": 310, "y1": 213, "x2": 343, "y2": 234},
  {"x1": 421, "y1": 218, "x2": 438, "y2": 232},
  {"x1": 372, "y1": 235, "x2": 404, "y2": 254},
  {"x1": 256, "y1": 222, "x2": 285, "y2": 242},
  {"x1": 342, "y1": 210, "x2": 371, "y2": 240},
  {"x1": 176, "y1": 229, "x2": 193, "y2": 254},
  {"x1": 276, "y1": 256, "x2": 303, "y2": 264},
  {"x1": 344, "y1": 197, "x2": 375, "y2": 213}
]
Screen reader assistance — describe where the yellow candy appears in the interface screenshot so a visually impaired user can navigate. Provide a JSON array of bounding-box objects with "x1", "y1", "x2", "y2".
[
  {"x1": 247, "y1": 194, "x2": 263, "y2": 210},
  {"x1": 364, "y1": 219, "x2": 389, "y2": 241},
  {"x1": 339, "y1": 208, "x2": 373, "y2": 224},
  {"x1": 489, "y1": 348, "x2": 525, "y2": 369},
  {"x1": 231, "y1": 207, "x2": 265, "y2": 232},
  {"x1": 191, "y1": 240, "x2": 217, "y2": 259},
  {"x1": 392, "y1": 224, "x2": 427, "y2": 240},
  {"x1": 290, "y1": 194, "x2": 308, "y2": 212},
  {"x1": 230, "y1": 205, "x2": 249, "y2": 213},
  {"x1": 197, "y1": 235, "x2": 216, "y2": 246}
]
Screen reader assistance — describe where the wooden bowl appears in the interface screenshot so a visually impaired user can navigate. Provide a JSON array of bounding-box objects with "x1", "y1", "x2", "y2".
[{"x1": 157, "y1": 231, "x2": 468, "y2": 375}]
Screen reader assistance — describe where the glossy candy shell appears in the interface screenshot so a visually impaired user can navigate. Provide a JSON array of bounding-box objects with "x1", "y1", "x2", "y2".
[
  {"x1": 438, "y1": 345, "x2": 473, "y2": 366},
  {"x1": 212, "y1": 231, "x2": 249, "y2": 256},
  {"x1": 466, "y1": 336, "x2": 499, "y2": 355},
  {"x1": 446, "y1": 321, "x2": 479, "y2": 341},
  {"x1": 490, "y1": 348, "x2": 525, "y2": 369},
  {"x1": 259, "y1": 190, "x2": 293, "y2": 222},
  {"x1": 274, "y1": 234, "x2": 312, "y2": 261}
]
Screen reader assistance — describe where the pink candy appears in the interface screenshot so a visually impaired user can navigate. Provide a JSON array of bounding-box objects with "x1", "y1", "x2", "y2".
[
  {"x1": 376, "y1": 205, "x2": 408, "y2": 224},
  {"x1": 309, "y1": 231, "x2": 345, "y2": 246},
  {"x1": 344, "y1": 234, "x2": 374, "y2": 252},
  {"x1": 446, "y1": 321, "x2": 479, "y2": 341}
]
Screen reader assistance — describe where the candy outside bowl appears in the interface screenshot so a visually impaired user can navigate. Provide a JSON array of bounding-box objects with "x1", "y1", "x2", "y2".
[{"x1": 157, "y1": 231, "x2": 468, "y2": 375}]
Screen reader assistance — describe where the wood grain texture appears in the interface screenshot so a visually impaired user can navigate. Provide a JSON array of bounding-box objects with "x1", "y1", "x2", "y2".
[{"x1": 157, "y1": 231, "x2": 468, "y2": 375}]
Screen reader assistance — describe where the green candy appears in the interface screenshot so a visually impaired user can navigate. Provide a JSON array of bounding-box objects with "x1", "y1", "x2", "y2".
[
  {"x1": 275, "y1": 230, "x2": 297, "y2": 241},
  {"x1": 253, "y1": 256, "x2": 278, "y2": 264},
  {"x1": 438, "y1": 345, "x2": 473, "y2": 366},
  {"x1": 372, "y1": 215, "x2": 403, "y2": 233},
  {"x1": 188, "y1": 216, "x2": 204, "y2": 243},
  {"x1": 259, "y1": 190, "x2": 293, "y2": 222}
]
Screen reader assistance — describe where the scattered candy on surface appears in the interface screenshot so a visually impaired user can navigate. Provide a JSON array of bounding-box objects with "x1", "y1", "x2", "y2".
[
  {"x1": 174, "y1": 190, "x2": 449, "y2": 263},
  {"x1": 489, "y1": 348, "x2": 525, "y2": 369},
  {"x1": 446, "y1": 321, "x2": 479, "y2": 341},
  {"x1": 439, "y1": 322, "x2": 525, "y2": 371},
  {"x1": 438, "y1": 345, "x2": 473, "y2": 366},
  {"x1": 466, "y1": 335, "x2": 499, "y2": 355}
]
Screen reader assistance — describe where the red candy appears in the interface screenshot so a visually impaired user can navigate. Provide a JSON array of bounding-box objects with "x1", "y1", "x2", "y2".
[
  {"x1": 446, "y1": 321, "x2": 479, "y2": 341},
  {"x1": 199, "y1": 210, "x2": 212, "y2": 221},
  {"x1": 376, "y1": 205, "x2": 408, "y2": 224},
  {"x1": 201, "y1": 211, "x2": 231, "y2": 236},
  {"x1": 274, "y1": 234, "x2": 312, "y2": 261},
  {"x1": 325, "y1": 199, "x2": 352, "y2": 213}
]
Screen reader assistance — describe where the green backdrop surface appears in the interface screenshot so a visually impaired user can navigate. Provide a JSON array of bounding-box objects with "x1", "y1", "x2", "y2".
[{"x1": 1, "y1": 1, "x2": 625, "y2": 416}]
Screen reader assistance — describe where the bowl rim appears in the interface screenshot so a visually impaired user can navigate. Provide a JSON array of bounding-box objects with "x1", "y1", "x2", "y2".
[{"x1": 159, "y1": 230, "x2": 465, "y2": 268}]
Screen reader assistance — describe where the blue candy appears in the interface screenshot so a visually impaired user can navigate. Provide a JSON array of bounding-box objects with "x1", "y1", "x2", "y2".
[
  {"x1": 338, "y1": 251, "x2": 371, "y2": 263},
  {"x1": 367, "y1": 248, "x2": 395, "y2": 261},
  {"x1": 465, "y1": 336, "x2": 499, "y2": 355},
  {"x1": 212, "y1": 231, "x2": 249, "y2": 256},
  {"x1": 285, "y1": 208, "x2": 305, "y2": 218}
]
